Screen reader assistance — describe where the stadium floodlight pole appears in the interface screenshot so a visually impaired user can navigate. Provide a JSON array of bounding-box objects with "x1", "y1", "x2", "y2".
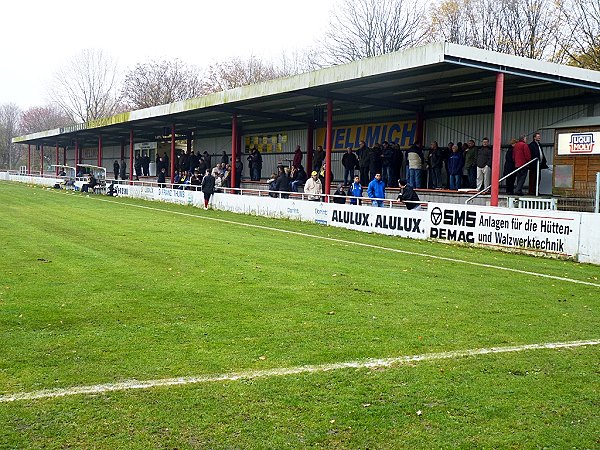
[
  {"x1": 307, "y1": 122, "x2": 314, "y2": 174},
  {"x1": 129, "y1": 130, "x2": 134, "y2": 182},
  {"x1": 325, "y1": 99, "x2": 333, "y2": 199},
  {"x1": 55, "y1": 142, "x2": 59, "y2": 175},
  {"x1": 491, "y1": 72, "x2": 505, "y2": 207},
  {"x1": 231, "y1": 114, "x2": 237, "y2": 190},
  {"x1": 27, "y1": 144, "x2": 31, "y2": 175},
  {"x1": 40, "y1": 145, "x2": 44, "y2": 176},
  {"x1": 170, "y1": 124, "x2": 176, "y2": 187}
]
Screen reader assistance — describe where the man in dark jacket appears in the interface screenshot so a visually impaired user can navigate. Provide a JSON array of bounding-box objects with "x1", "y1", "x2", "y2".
[
  {"x1": 274, "y1": 166, "x2": 291, "y2": 199},
  {"x1": 313, "y1": 145, "x2": 325, "y2": 172},
  {"x1": 113, "y1": 160, "x2": 119, "y2": 180},
  {"x1": 528, "y1": 132, "x2": 548, "y2": 195},
  {"x1": 357, "y1": 140, "x2": 371, "y2": 186},
  {"x1": 397, "y1": 179, "x2": 422, "y2": 210},
  {"x1": 201, "y1": 169, "x2": 216, "y2": 209},
  {"x1": 341, "y1": 147, "x2": 358, "y2": 186}
]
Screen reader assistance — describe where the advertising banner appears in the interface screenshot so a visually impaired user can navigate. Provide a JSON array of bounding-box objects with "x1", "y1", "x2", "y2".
[
  {"x1": 557, "y1": 132, "x2": 599, "y2": 155},
  {"x1": 427, "y1": 203, "x2": 581, "y2": 257},
  {"x1": 316, "y1": 120, "x2": 416, "y2": 150}
]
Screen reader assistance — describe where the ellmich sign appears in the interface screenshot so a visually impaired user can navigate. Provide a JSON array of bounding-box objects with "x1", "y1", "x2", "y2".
[
  {"x1": 557, "y1": 132, "x2": 599, "y2": 155},
  {"x1": 316, "y1": 120, "x2": 416, "y2": 150}
]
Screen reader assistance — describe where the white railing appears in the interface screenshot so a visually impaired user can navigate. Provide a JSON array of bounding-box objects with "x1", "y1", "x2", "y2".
[{"x1": 507, "y1": 197, "x2": 557, "y2": 210}]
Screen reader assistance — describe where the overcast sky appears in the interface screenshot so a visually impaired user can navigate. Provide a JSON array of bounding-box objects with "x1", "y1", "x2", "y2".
[{"x1": 0, "y1": 0, "x2": 337, "y2": 110}]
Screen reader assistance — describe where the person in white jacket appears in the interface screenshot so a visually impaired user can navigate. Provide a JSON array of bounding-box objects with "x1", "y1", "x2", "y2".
[{"x1": 304, "y1": 171, "x2": 322, "y2": 201}]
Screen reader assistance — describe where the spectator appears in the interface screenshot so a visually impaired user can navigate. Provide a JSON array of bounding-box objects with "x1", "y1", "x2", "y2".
[
  {"x1": 463, "y1": 139, "x2": 477, "y2": 188},
  {"x1": 381, "y1": 141, "x2": 394, "y2": 186},
  {"x1": 201, "y1": 169, "x2": 216, "y2": 210},
  {"x1": 220, "y1": 151, "x2": 229, "y2": 165},
  {"x1": 304, "y1": 170, "x2": 323, "y2": 201},
  {"x1": 367, "y1": 173, "x2": 385, "y2": 207},
  {"x1": 369, "y1": 143, "x2": 382, "y2": 182},
  {"x1": 447, "y1": 144, "x2": 464, "y2": 190},
  {"x1": 134, "y1": 155, "x2": 142, "y2": 180},
  {"x1": 513, "y1": 135, "x2": 531, "y2": 196},
  {"x1": 406, "y1": 142, "x2": 424, "y2": 188},
  {"x1": 291, "y1": 164, "x2": 307, "y2": 192},
  {"x1": 357, "y1": 140, "x2": 371, "y2": 186},
  {"x1": 113, "y1": 160, "x2": 119, "y2": 180},
  {"x1": 504, "y1": 138, "x2": 517, "y2": 195},
  {"x1": 332, "y1": 183, "x2": 347, "y2": 204},
  {"x1": 428, "y1": 141, "x2": 443, "y2": 189},
  {"x1": 341, "y1": 147, "x2": 358, "y2": 186},
  {"x1": 249, "y1": 148, "x2": 262, "y2": 180},
  {"x1": 267, "y1": 172, "x2": 278, "y2": 198},
  {"x1": 234, "y1": 157, "x2": 243, "y2": 189},
  {"x1": 157, "y1": 167, "x2": 166, "y2": 188},
  {"x1": 274, "y1": 165, "x2": 291, "y2": 199},
  {"x1": 313, "y1": 145, "x2": 325, "y2": 172},
  {"x1": 349, "y1": 175, "x2": 363, "y2": 205},
  {"x1": 119, "y1": 159, "x2": 126, "y2": 180},
  {"x1": 397, "y1": 179, "x2": 422, "y2": 210},
  {"x1": 476, "y1": 137, "x2": 493, "y2": 191},
  {"x1": 293, "y1": 145, "x2": 303, "y2": 168},
  {"x1": 528, "y1": 132, "x2": 549, "y2": 195},
  {"x1": 142, "y1": 152, "x2": 150, "y2": 176}
]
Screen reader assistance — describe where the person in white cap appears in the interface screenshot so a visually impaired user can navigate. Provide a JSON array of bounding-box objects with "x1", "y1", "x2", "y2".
[{"x1": 304, "y1": 170, "x2": 323, "y2": 201}]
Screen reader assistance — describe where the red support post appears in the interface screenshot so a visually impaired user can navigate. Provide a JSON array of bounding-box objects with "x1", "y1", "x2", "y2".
[
  {"x1": 27, "y1": 144, "x2": 31, "y2": 174},
  {"x1": 55, "y1": 142, "x2": 59, "y2": 175},
  {"x1": 170, "y1": 124, "x2": 176, "y2": 186},
  {"x1": 324, "y1": 99, "x2": 333, "y2": 197},
  {"x1": 416, "y1": 110, "x2": 425, "y2": 145},
  {"x1": 306, "y1": 123, "x2": 314, "y2": 174},
  {"x1": 129, "y1": 130, "x2": 134, "y2": 182},
  {"x1": 40, "y1": 145, "x2": 44, "y2": 176},
  {"x1": 231, "y1": 114, "x2": 238, "y2": 190},
  {"x1": 491, "y1": 73, "x2": 504, "y2": 207}
]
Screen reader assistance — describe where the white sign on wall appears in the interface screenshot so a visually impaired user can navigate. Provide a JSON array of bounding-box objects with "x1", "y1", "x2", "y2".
[{"x1": 557, "y1": 132, "x2": 600, "y2": 155}]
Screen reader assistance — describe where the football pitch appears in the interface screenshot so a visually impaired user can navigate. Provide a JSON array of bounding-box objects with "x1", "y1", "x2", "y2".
[{"x1": 1, "y1": 181, "x2": 599, "y2": 449}]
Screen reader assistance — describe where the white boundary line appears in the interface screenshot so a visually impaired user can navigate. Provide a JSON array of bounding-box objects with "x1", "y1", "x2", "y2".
[
  {"x1": 90, "y1": 197, "x2": 600, "y2": 288},
  {"x1": 1, "y1": 339, "x2": 598, "y2": 403}
]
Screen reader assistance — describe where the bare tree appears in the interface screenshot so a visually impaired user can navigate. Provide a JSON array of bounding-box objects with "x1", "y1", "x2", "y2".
[
  {"x1": 0, "y1": 103, "x2": 22, "y2": 170},
  {"x1": 559, "y1": 0, "x2": 600, "y2": 69},
  {"x1": 201, "y1": 57, "x2": 282, "y2": 93},
  {"x1": 428, "y1": 0, "x2": 564, "y2": 60},
  {"x1": 320, "y1": 0, "x2": 428, "y2": 65},
  {"x1": 48, "y1": 49, "x2": 123, "y2": 123},
  {"x1": 19, "y1": 105, "x2": 74, "y2": 135},
  {"x1": 121, "y1": 59, "x2": 204, "y2": 109}
]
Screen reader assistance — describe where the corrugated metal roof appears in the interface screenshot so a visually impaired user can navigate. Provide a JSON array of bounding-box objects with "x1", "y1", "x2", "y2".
[
  {"x1": 12, "y1": 42, "x2": 600, "y2": 147},
  {"x1": 544, "y1": 116, "x2": 600, "y2": 129}
]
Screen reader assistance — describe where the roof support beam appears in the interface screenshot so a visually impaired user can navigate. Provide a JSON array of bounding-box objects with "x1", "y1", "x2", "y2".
[{"x1": 296, "y1": 89, "x2": 421, "y2": 112}]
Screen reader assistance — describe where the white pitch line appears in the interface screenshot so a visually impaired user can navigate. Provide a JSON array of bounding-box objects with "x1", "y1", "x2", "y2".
[
  {"x1": 1, "y1": 339, "x2": 598, "y2": 403},
  {"x1": 90, "y1": 197, "x2": 600, "y2": 288}
]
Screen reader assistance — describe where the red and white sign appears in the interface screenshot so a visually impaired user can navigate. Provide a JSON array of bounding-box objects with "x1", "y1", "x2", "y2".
[{"x1": 557, "y1": 132, "x2": 599, "y2": 155}]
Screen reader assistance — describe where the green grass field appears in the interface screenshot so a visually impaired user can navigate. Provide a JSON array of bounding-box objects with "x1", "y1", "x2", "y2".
[{"x1": 1, "y1": 181, "x2": 599, "y2": 449}]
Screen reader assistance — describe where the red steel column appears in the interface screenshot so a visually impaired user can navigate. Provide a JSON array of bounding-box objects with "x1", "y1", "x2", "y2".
[
  {"x1": 55, "y1": 142, "x2": 59, "y2": 175},
  {"x1": 27, "y1": 144, "x2": 31, "y2": 174},
  {"x1": 231, "y1": 114, "x2": 238, "y2": 189},
  {"x1": 40, "y1": 145, "x2": 44, "y2": 176},
  {"x1": 129, "y1": 130, "x2": 134, "y2": 182},
  {"x1": 306, "y1": 122, "x2": 314, "y2": 174},
  {"x1": 491, "y1": 73, "x2": 504, "y2": 207},
  {"x1": 170, "y1": 124, "x2": 176, "y2": 186},
  {"x1": 325, "y1": 100, "x2": 333, "y2": 197},
  {"x1": 98, "y1": 135, "x2": 103, "y2": 167}
]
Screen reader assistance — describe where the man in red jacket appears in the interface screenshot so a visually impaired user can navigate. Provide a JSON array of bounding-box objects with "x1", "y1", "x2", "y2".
[{"x1": 513, "y1": 135, "x2": 531, "y2": 196}]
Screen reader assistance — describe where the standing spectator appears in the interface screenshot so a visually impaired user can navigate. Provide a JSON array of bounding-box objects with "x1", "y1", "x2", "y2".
[
  {"x1": 349, "y1": 175, "x2": 363, "y2": 205},
  {"x1": 142, "y1": 152, "x2": 150, "y2": 176},
  {"x1": 203, "y1": 151, "x2": 212, "y2": 170},
  {"x1": 392, "y1": 143, "x2": 403, "y2": 186},
  {"x1": 119, "y1": 159, "x2": 126, "y2": 180},
  {"x1": 504, "y1": 138, "x2": 517, "y2": 195},
  {"x1": 397, "y1": 179, "x2": 422, "y2": 210},
  {"x1": 134, "y1": 155, "x2": 142, "y2": 180},
  {"x1": 162, "y1": 152, "x2": 170, "y2": 176},
  {"x1": 332, "y1": 183, "x2": 347, "y2": 204},
  {"x1": 357, "y1": 140, "x2": 371, "y2": 186},
  {"x1": 528, "y1": 132, "x2": 549, "y2": 195},
  {"x1": 249, "y1": 148, "x2": 262, "y2": 180},
  {"x1": 234, "y1": 156, "x2": 243, "y2": 189},
  {"x1": 220, "y1": 151, "x2": 229, "y2": 165},
  {"x1": 201, "y1": 169, "x2": 216, "y2": 209},
  {"x1": 274, "y1": 165, "x2": 291, "y2": 199},
  {"x1": 157, "y1": 167, "x2": 166, "y2": 188},
  {"x1": 463, "y1": 139, "x2": 478, "y2": 188},
  {"x1": 428, "y1": 141, "x2": 443, "y2": 189},
  {"x1": 304, "y1": 170, "x2": 322, "y2": 201},
  {"x1": 293, "y1": 145, "x2": 303, "y2": 168},
  {"x1": 313, "y1": 145, "x2": 325, "y2": 172},
  {"x1": 476, "y1": 137, "x2": 493, "y2": 191},
  {"x1": 406, "y1": 142, "x2": 424, "y2": 188},
  {"x1": 369, "y1": 143, "x2": 383, "y2": 182},
  {"x1": 367, "y1": 173, "x2": 385, "y2": 207},
  {"x1": 113, "y1": 160, "x2": 119, "y2": 180},
  {"x1": 513, "y1": 135, "x2": 532, "y2": 196},
  {"x1": 381, "y1": 141, "x2": 394, "y2": 186},
  {"x1": 447, "y1": 144, "x2": 464, "y2": 190},
  {"x1": 341, "y1": 147, "x2": 358, "y2": 186}
]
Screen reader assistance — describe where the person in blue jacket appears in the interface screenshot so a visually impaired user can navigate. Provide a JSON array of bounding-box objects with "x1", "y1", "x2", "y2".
[
  {"x1": 349, "y1": 175, "x2": 363, "y2": 205},
  {"x1": 367, "y1": 173, "x2": 385, "y2": 207}
]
